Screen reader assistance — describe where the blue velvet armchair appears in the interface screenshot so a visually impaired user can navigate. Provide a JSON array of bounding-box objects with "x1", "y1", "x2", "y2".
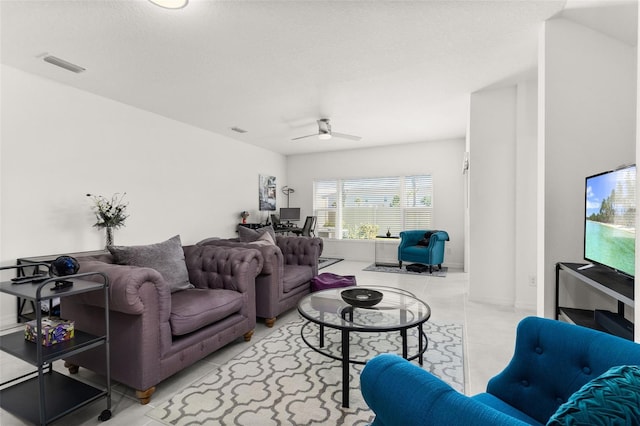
[
  {"x1": 361, "y1": 316, "x2": 640, "y2": 426},
  {"x1": 398, "y1": 230, "x2": 449, "y2": 272}
]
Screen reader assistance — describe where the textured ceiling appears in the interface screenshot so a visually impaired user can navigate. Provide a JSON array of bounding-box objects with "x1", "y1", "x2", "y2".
[{"x1": 4, "y1": 0, "x2": 628, "y2": 156}]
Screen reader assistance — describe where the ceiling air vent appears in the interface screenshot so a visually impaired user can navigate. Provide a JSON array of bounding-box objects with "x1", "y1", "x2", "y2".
[
  {"x1": 43, "y1": 55, "x2": 86, "y2": 73},
  {"x1": 231, "y1": 127, "x2": 248, "y2": 134}
]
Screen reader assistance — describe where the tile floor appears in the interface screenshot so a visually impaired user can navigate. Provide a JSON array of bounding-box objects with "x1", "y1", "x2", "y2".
[{"x1": 0, "y1": 260, "x2": 535, "y2": 425}]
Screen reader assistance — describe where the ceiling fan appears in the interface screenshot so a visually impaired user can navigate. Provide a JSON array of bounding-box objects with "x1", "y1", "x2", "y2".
[{"x1": 291, "y1": 119, "x2": 362, "y2": 141}]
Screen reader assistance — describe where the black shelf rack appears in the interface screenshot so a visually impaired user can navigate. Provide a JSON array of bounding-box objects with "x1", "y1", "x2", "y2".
[
  {"x1": 15, "y1": 250, "x2": 108, "y2": 323},
  {"x1": 0, "y1": 266, "x2": 111, "y2": 425},
  {"x1": 555, "y1": 262, "x2": 634, "y2": 339}
]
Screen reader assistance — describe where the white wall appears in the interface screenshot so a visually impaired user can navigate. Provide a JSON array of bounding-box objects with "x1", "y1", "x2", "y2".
[
  {"x1": 468, "y1": 86, "x2": 518, "y2": 307},
  {"x1": 540, "y1": 18, "x2": 636, "y2": 319},
  {"x1": 515, "y1": 80, "x2": 539, "y2": 310},
  {"x1": 467, "y1": 78, "x2": 538, "y2": 310},
  {"x1": 0, "y1": 65, "x2": 287, "y2": 326},
  {"x1": 286, "y1": 139, "x2": 465, "y2": 269}
]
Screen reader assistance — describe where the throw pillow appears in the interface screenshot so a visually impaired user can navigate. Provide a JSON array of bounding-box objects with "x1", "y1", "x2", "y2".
[
  {"x1": 108, "y1": 235, "x2": 194, "y2": 293},
  {"x1": 416, "y1": 238, "x2": 430, "y2": 246},
  {"x1": 546, "y1": 365, "x2": 640, "y2": 426},
  {"x1": 237, "y1": 225, "x2": 276, "y2": 243},
  {"x1": 416, "y1": 231, "x2": 436, "y2": 246},
  {"x1": 249, "y1": 231, "x2": 276, "y2": 246}
]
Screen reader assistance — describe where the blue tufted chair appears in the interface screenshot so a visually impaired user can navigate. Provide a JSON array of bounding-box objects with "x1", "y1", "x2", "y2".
[
  {"x1": 397, "y1": 230, "x2": 449, "y2": 272},
  {"x1": 361, "y1": 316, "x2": 640, "y2": 426}
]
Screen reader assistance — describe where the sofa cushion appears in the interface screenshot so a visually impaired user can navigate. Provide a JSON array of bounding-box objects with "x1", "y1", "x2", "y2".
[
  {"x1": 170, "y1": 288, "x2": 244, "y2": 335},
  {"x1": 546, "y1": 365, "x2": 640, "y2": 426},
  {"x1": 282, "y1": 264, "x2": 313, "y2": 293},
  {"x1": 402, "y1": 245, "x2": 429, "y2": 257},
  {"x1": 237, "y1": 225, "x2": 276, "y2": 243},
  {"x1": 108, "y1": 234, "x2": 194, "y2": 293}
]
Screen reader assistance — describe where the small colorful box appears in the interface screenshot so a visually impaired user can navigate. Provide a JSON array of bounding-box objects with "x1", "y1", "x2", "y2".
[{"x1": 24, "y1": 318, "x2": 75, "y2": 346}]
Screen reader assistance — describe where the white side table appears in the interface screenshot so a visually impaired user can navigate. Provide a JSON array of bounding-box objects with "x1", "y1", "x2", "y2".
[{"x1": 374, "y1": 236, "x2": 400, "y2": 266}]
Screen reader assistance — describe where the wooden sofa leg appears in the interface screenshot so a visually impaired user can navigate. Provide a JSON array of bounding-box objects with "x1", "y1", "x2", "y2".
[
  {"x1": 265, "y1": 317, "x2": 276, "y2": 328},
  {"x1": 64, "y1": 361, "x2": 79, "y2": 374},
  {"x1": 136, "y1": 387, "x2": 156, "y2": 405},
  {"x1": 244, "y1": 330, "x2": 255, "y2": 341}
]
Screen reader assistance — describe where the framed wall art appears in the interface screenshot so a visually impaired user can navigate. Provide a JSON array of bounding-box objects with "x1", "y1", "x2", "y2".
[{"x1": 259, "y1": 174, "x2": 276, "y2": 211}]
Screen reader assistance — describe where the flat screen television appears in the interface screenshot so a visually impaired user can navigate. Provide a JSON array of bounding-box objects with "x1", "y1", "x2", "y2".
[
  {"x1": 280, "y1": 207, "x2": 301, "y2": 222},
  {"x1": 584, "y1": 164, "x2": 636, "y2": 278}
]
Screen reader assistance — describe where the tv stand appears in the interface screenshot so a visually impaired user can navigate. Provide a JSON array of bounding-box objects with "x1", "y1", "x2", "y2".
[{"x1": 555, "y1": 262, "x2": 634, "y2": 340}]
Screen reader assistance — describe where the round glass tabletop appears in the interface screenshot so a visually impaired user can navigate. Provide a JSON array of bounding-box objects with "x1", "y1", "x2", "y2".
[{"x1": 297, "y1": 286, "x2": 431, "y2": 331}]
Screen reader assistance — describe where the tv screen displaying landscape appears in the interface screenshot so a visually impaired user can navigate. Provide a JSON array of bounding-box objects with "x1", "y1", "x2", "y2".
[{"x1": 584, "y1": 165, "x2": 636, "y2": 277}]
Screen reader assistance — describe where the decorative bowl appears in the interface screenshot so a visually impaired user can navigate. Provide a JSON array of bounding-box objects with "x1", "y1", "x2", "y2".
[
  {"x1": 50, "y1": 256, "x2": 80, "y2": 276},
  {"x1": 340, "y1": 288, "x2": 383, "y2": 308}
]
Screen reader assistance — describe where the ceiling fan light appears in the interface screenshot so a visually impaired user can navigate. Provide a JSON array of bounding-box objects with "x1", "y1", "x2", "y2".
[
  {"x1": 149, "y1": 0, "x2": 188, "y2": 9},
  {"x1": 318, "y1": 133, "x2": 332, "y2": 140}
]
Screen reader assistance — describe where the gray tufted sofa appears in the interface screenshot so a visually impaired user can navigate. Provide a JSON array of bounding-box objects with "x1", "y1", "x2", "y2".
[
  {"x1": 61, "y1": 244, "x2": 262, "y2": 404},
  {"x1": 198, "y1": 235, "x2": 323, "y2": 327}
]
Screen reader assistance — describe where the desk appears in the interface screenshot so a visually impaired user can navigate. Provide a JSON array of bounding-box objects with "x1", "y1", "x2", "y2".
[
  {"x1": 237, "y1": 223, "x2": 299, "y2": 235},
  {"x1": 238, "y1": 223, "x2": 264, "y2": 230},
  {"x1": 274, "y1": 225, "x2": 299, "y2": 235}
]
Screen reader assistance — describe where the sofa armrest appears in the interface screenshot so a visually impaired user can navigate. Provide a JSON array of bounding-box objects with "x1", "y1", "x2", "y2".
[
  {"x1": 64, "y1": 259, "x2": 172, "y2": 317},
  {"x1": 361, "y1": 354, "x2": 529, "y2": 426}
]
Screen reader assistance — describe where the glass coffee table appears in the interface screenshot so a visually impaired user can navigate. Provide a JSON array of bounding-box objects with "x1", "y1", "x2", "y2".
[{"x1": 297, "y1": 286, "x2": 431, "y2": 407}]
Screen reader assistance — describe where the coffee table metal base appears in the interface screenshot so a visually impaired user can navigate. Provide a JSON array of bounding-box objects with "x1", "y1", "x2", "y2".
[{"x1": 299, "y1": 321, "x2": 428, "y2": 408}]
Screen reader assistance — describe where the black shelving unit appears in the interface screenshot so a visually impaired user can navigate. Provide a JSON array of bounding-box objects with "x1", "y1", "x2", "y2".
[
  {"x1": 0, "y1": 266, "x2": 111, "y2": 425},
  {"x1": 555, "y1": 262, "x2": 635, "y2": 339},
  {"x1": 15, "y1": 250, "x2": 108, "y2": 323}
]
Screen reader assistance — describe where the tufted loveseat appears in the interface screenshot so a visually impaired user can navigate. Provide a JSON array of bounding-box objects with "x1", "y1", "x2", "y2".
[
  {"x1": 361, "y1": 316, "x2": 640, "y2": 425},
  {"x1": 61, "y1": 243, "x2": 262, "y2": 404},
  {"x1": 198, "y1": 233, "x2": 323, "y2": 327}
]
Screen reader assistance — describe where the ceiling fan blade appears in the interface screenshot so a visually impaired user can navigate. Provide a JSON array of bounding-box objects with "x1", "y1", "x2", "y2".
[
  {"x1": 331, "y1": 132, "x2": 362, "y2": 141},
  {"x1": 291, "y1": 133, "x2": 318, "y2": 141}
]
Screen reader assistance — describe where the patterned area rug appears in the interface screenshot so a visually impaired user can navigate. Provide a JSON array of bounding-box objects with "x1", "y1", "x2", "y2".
[
  {"x1": 147, "y1": 319, "x2": 463, "y2": 426},
  {"x1": 318, "y1": 257, "x2": 343, "y2": 269},
  {"x1": 363, "y1": 264, "x2": 448, "y2": 277}
]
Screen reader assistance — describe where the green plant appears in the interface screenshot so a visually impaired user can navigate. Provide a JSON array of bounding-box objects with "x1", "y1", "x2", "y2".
[{"x1": 345, "y1": 223, "x2": 379, "y2": 239}]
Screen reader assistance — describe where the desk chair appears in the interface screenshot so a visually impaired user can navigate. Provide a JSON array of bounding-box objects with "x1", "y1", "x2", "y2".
[
  {"x1": 291, "y1": 216, "x2": 316, "y2": 237},
  {"x1": 270, "y1": 214, "x2": 281, "y2": 228}
]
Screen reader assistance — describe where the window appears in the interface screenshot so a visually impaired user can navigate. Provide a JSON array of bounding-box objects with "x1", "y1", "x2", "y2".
[{"x1": 313, "y1": 175, "x2": 432, "y2": 239}]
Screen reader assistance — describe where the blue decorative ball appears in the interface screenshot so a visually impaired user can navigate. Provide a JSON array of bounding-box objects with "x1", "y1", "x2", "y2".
[{"x1": 50, "y1": 256, "x2": 80, "y2": 276}]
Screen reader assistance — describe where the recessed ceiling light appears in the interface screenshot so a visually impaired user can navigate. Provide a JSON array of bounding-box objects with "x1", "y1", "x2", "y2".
[{"x1": 149, "y1": 0, "x2": 188, "y2": 9}]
